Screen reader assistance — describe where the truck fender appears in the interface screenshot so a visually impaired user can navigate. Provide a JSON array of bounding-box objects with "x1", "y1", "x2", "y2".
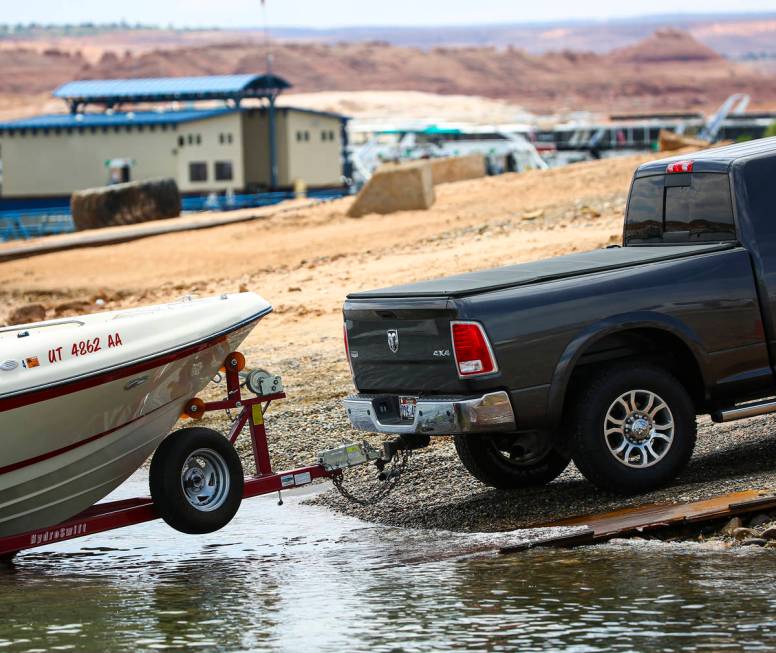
[{"x1": 546, "y1": 311, "x2": 710, "y2": 429}]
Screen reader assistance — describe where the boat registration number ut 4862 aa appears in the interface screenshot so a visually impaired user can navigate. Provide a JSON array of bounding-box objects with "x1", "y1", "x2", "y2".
[{"x1": 400, "y1": 396, "x2": 417, "y2": 421}]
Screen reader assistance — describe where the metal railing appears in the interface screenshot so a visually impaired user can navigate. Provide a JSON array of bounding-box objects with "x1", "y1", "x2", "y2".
[
  {"x1": 0, "y1": 207, "x2": 74, "y2": 242},
  {"x1": 0, "y1": 188, "x2": 349, "y2": 242}
]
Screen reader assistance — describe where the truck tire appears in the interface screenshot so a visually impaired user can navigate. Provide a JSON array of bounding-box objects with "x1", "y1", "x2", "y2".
[
  {"x1": 150, "y1": 427, "x2": 244, "y2": 534},
  {"x1": 569, "y1": 361, "x2": 696, "y2": 495},
  {"x1": 454, "y1": 433, "x2": 570, "y2": 489}
]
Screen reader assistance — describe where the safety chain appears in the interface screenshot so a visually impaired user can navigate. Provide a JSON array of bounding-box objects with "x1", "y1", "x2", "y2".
[{"x1": 331, "y1": 449, "x2": 413, "y2": 506}]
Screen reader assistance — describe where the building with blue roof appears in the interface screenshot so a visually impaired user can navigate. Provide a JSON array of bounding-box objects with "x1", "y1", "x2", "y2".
[{"x1": 0, "y1": 74, "x2": 350, "y2": 199}]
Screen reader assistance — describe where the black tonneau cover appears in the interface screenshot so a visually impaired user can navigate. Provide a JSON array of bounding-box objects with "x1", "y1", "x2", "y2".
[{"x1": 348, "y1": 243, "x2": 736, "y2": 299}]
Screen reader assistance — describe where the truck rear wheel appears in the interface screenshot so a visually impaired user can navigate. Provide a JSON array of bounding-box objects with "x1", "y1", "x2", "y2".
[
  {"x1": 454, "y1": 433, "x2": 570, "y2": 489},
  {"x1": 569, "y1": 361, "x2": 696, "y2": 495}
]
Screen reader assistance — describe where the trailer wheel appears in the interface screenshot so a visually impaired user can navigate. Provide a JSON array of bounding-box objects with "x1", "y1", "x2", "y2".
[
  {"x1": 454, "y1": 433, "x2": 570, "y2": 489},
  {"x1": 569, "y1": 361, "x2": 696, "y2": 495},
  {"x1": 150, "y1": 427, "x2": 244, "y2": 534}
]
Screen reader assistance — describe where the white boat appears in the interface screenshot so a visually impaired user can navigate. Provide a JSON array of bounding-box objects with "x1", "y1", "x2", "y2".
[{"x1": 0, "y1": 292, "x2": 271, "y2": 537}]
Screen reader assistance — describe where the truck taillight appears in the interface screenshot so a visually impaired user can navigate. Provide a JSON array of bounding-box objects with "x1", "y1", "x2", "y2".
[
  {"x1": 451, "y1": 321, "x2": 498, "y2": 377},
  {"x1": 666, "y1": 160, "x2": 693, "y2": 174}
]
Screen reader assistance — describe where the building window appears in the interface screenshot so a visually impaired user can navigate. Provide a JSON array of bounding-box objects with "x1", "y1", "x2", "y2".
[
  {"x1": 219, "y1": 133, "x2": 224, "y2": 144},
  {"x1": 189, "y1": 162, "x2": 208, "y2": 182},
  {"x1": 215, "y1": 161, "x2": 233, "y2": 181},
  {"x1": 178, "y1": 135, "x2": 185, "y2": 147},
  {"x1": 187, "y1": 134, "x2": 194, "y2": 145},
  {"x1": 196, "y1": 134, "x2": 202, "y2": 145}
]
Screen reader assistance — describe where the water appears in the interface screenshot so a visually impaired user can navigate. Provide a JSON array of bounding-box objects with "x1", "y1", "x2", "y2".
[{"x1": 1, "y1": 474, "x2": 775, "y2": 652}]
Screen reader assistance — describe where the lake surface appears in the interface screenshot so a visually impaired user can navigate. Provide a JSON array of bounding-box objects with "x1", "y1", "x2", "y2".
[{"x1": 1, "y1": 473, "x2": 775, "y2": 652}]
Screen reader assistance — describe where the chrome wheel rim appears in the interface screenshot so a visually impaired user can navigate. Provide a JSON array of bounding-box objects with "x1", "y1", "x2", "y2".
[
  {"x1": 604, "y1": 389, "x2": 674, "y2": 469},
  {"x1": 180, "y1": 448, "x2": 230, "y2": 512}
]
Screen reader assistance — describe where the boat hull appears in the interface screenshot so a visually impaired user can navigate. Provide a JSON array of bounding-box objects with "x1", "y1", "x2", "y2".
[{"x1": 0, "y1": 321, "x2": 255, "y2": 537}]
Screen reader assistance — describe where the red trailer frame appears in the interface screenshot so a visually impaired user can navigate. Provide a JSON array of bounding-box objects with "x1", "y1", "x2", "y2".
[{"x1": 0, "y1": 352, "x2": 338, "y2": 559}]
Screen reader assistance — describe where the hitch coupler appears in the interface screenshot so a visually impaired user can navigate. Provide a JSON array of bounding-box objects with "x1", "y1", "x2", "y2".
[{"x1": 318, "y1": 434, "x2": 430, "y2": 473}]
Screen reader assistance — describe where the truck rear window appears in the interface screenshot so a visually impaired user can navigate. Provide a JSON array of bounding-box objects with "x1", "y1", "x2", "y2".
[{"x1": 624, "y1": 172, "x2": 735, "y2": 244}]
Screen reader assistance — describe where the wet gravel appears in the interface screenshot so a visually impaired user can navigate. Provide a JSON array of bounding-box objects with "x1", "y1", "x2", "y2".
[{"x1": 196, "y1": 354, "x2": 776, "y2": 533}]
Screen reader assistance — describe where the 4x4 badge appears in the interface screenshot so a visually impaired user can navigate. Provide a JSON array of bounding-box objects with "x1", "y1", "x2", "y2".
[{"x1": 387, "y1": 329, "x2": 399, "y2": 353}]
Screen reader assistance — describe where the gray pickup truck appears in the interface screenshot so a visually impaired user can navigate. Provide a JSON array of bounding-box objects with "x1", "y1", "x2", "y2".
[{"x1": 342, "y1": 138, "x2": 776, "y2": 495}]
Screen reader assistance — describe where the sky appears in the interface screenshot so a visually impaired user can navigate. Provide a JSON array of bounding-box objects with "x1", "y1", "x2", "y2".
[{"x1": 4, "y1": 0, "x2": 776, "y2": 29}]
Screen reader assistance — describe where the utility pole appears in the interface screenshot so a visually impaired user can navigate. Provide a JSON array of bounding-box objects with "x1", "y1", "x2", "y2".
[{"x1": 262, "y1": 0, "x2": 278, "y2": 190}]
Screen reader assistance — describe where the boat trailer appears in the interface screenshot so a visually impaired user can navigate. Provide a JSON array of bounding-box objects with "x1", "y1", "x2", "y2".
[{"x1": 0, "y1": 351, "x2": 393, "y2": 560}]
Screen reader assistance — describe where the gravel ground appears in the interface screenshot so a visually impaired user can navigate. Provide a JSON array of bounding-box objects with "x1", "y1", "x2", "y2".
[{"x1": 191, "y1": 352, "x2": 776, "y2": 533}]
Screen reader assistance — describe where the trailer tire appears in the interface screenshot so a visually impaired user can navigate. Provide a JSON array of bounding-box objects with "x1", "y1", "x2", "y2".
[
  {"x1": 454, "y1": 433, "x2": 570, "y2": 489},
  {"x1": 150, "y1": 427, "x2": 244, "y2": 534},
  {"x1": 569, "y1": 361, "x2": 696, "y2": 495}
]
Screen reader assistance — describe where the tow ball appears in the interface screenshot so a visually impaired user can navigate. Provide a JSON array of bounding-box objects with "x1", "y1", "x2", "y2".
[{"x1": 318, "y1": 434, "x2": 430, "y2": 504}]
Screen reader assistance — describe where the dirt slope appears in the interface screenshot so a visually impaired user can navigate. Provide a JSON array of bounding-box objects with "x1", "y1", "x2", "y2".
[{"x1": 1, "y1": 29, "x2": 774, "y2": 116}]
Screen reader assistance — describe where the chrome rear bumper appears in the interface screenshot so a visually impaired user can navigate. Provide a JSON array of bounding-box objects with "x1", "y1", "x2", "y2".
[{"x1": 344, "y1": 391, "x2": 516, "y2": 435}]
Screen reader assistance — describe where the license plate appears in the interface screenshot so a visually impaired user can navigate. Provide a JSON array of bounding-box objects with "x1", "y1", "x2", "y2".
[{"x1": 399, "y1": 396, "x2": 417, "y2": 421}]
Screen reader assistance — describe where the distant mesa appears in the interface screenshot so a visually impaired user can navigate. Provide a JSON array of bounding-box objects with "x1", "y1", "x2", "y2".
[{"x1": 611, "y1": 29, "x2": 723, "y2": 64}]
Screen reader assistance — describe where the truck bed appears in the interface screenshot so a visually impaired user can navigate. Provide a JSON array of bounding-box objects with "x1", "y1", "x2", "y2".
[{"x1": 348, "y1": 243, "x2": 735, "y2": 299}]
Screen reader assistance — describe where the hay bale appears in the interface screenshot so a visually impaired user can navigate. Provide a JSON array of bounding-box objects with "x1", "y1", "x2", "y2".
[
  {"x1": 348, "y1": 162, "x2": 435, "y2": 218},
  {"x1": 71, "y1": 178, "x2": 181, "y2": 231},
  {"x1": 429, "y1": 155, "x2": 486, "y2": 185}
]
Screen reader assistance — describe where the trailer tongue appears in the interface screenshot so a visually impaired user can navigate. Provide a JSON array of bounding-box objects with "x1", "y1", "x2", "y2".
[{"x1": 0, "y1": 351, "x2": 409, "y2": 560}]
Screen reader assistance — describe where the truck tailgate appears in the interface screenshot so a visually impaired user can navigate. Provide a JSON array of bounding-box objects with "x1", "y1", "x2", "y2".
[{"x1": 344, "y1": 297, "x2": 466, "y2": 394}]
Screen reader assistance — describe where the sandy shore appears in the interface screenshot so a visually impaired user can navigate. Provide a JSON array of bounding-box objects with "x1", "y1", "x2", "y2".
[{"x1": 3, "y1": 151, "x2": 775, "y2": 532}]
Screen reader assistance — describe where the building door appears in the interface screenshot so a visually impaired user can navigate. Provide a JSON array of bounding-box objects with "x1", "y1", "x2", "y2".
[{"x1": 107, "y1": 158, "x2": 133, "y2": 185}]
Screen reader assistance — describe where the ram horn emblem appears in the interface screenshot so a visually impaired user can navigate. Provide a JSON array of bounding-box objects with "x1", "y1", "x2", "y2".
[{"x1": 387, "y1": 329, "x2": 399, "y2": 354}]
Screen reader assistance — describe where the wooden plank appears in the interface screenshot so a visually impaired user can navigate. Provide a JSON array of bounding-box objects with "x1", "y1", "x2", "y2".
[
  {"x1": 499, "y1": 490, "x2": 776, "y2": 552},
  {"x1": 0, "y1": 198, "x2": 319, "y2": 263}
]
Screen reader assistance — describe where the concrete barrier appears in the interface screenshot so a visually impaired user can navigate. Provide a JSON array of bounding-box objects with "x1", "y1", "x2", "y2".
[
  {"x1": 348, "y1": 161, "x2": 435, "y2": 218},
  {"x1": 71, "y1": 178, "x2": 181, "y2": 231},
  {"x1": 429, "y1": 154, "x2": 486, "y2": 185}
]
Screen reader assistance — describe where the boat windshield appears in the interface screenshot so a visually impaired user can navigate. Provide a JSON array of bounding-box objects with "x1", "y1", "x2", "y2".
[{"x1": 0, "y1": 321, "x2": 83, "y2": 340}]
